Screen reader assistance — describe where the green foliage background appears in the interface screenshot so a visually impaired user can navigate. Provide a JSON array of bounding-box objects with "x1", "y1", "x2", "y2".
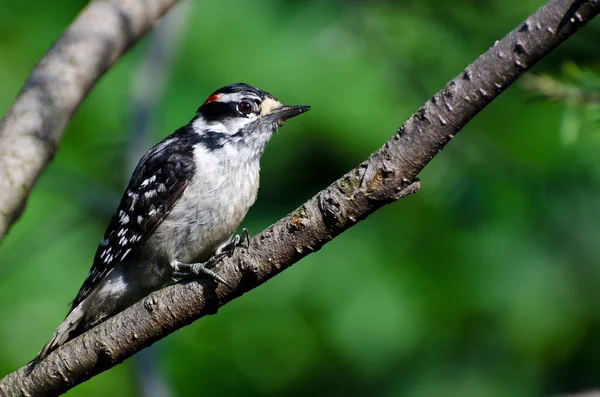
[{"x1": 1, "y1": 1, "x2": 600, "y2": 396}]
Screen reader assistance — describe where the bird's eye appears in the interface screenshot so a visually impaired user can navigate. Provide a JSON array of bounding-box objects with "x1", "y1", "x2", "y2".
[{"x1": 238, "y1": 100, "x2": 254, "y2": 115}]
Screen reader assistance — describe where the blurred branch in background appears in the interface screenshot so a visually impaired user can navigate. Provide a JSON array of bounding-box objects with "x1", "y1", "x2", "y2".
[
  {"x1": 128, "y1": 2, "x2": 190, "y2": 173},
  {"x1": 127, "y1": 3, "x2": 191, "y2": 397},
  {"x1": 523, "y1": 63, "x2": 600, "y2": 104},
  {"x1": 0, "y1": 0, "x2": 598, "y2": 396},
  {"x1": 0, "y1": 0, "x2": 179, "y2": 245},
  {"x1": 522, "y1": 62, "x2": 600, "y2": 143}
]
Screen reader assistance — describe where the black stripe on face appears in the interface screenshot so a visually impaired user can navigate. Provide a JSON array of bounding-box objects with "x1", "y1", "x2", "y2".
[
  {"x1": 197, "y1": 131, "x2": 226, "y2": 151},
  {"x1": 199, "y1": 101, "x2": 245, "y2": 122}
]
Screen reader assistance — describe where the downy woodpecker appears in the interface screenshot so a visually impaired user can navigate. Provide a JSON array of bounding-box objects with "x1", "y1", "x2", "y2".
[{"x1": 35, "y1": 83, "x2": 310, "y2": 361}]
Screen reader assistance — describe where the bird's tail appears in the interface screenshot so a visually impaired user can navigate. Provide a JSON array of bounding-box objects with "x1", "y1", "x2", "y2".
[{"x1": 31, "y1": 303, "x2": 86, "y2": 365}]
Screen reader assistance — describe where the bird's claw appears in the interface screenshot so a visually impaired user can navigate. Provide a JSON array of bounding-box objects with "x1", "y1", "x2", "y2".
[
  {"x1": 172, "y1": 229, "x2": 250, "y2": 289},
  {"x1": 211, "y1": 228, "x2": 250, "y2": 261},
  {"x1": 239, "y1": 228, "x2": 250, "y2": 249},
  {"x1": 173, "y1": 261, "x2": 232, "y2": 289}
]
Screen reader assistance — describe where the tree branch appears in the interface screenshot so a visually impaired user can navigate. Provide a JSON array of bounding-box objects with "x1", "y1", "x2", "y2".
[
  {"x1": 1, "y1": 0, "x2": 598, "y2": 395},
  {"x1": 0, "y1": 0, "x2": 179, "y2": 243}
]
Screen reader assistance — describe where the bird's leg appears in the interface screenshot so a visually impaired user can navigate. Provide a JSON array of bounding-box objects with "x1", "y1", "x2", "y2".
[
  {"x1": 172, "y1": 229, "x2": 249, "y2": 289},
  {"x1": 172, "y1": 259, "x2": 232, "y2": 289},
  {"x1": 211, "y1": 228, "x2": 250, "y2": 261}
]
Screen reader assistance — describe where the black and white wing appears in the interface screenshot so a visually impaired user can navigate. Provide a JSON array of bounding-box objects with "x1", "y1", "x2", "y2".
[{"x1": 71, "y1": 128, "x2": 197, "y2": 309}]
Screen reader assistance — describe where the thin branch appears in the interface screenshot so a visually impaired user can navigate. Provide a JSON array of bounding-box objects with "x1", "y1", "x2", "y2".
[
  {"x1": 1, "y1": 0, "x2": 599, "y2": 396},
  {"x1": 0, "y1": 0, "x2": 179, "y2": 244}
]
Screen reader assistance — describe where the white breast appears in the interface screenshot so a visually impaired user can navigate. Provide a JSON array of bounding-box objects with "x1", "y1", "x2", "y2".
[{"x1": 149, "y1": 143, "x2": 260, "y2": 264}]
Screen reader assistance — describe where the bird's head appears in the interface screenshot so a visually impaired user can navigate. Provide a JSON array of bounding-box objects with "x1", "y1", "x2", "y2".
[{"x1": 191, "y1": 83, "x2": 309, "y2": 150}]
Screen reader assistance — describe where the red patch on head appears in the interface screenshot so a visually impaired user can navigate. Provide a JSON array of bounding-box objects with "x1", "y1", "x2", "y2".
[{"x1": 203, "y1": 94, "x2": 220, "y2": 105}]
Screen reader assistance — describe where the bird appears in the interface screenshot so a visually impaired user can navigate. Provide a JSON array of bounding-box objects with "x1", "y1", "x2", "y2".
[{"x1": 34, "y1": 83, "x2": 310, "y2": 362}]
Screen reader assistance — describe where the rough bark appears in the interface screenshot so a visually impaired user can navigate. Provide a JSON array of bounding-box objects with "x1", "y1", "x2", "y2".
[
  {"x1": 0, "y1": 0, "x2": 598, "y2": 396},
  {"x1": 0, "y1": 0, "x2": 179, "y2": 243}
]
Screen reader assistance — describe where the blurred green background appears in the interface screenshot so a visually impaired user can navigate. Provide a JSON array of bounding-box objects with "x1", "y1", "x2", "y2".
[{"x1": 1, "y1": 0, "x2": 600, "y2": 396}]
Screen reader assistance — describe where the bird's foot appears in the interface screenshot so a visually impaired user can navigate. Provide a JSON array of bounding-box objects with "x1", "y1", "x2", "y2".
[
  {"x1": 172, "y1": 229, "x2": 249, "y2": 289},
  {"x1": 211, "y1": 228, "x2": 250, "y2": 261},
  {"x1": 172, "y1": 261, "x2": 232, "y2": 289}
]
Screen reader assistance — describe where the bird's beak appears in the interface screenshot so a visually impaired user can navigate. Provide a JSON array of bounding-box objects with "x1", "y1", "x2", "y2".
[{"x1": 265, "y1": 105, "x2": 310, "y2": 124}]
